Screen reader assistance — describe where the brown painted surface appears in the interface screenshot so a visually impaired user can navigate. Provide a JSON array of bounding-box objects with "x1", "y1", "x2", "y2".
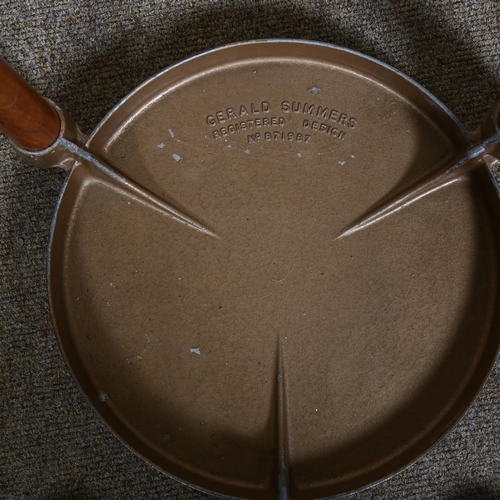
[
  {"x1": 0, "y1": 57, "x2": 60, "y2": 151},
  {"x1": 19, "y1": 42, "x2": 500, "y2": 498}
]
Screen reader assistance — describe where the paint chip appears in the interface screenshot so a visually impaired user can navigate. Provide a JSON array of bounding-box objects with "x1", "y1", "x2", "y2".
[
  {"x1": 172, "y1": 154, "x2": 181, "y2": 162},
  {"x1": 351, "y1": 155, "x2": 355, "y2": 158},
  {"x1": 145, "y1": 333, "x2": 151, "y2": 343},
  {"x1": 157, "y1": 143, "x2": 165, "y2": 149},
  {"x1": 190, "y1": 348, "x2": 201, "y2": 355},
  {"x1": 168, "y1": 129, "x2": 175, "y2": 138},
  {"x1": 310, "y1": 87, "x2": 322, "y2": 94},
  {"x1": 338, "y1": 161, "x2": 346, "y2": 166},
  {"x1": 297, "y1": 153, "x2": 302, "y2": 157},
  {"x1": 245, "y1": 149, "x2": 250, "y2": 154}
]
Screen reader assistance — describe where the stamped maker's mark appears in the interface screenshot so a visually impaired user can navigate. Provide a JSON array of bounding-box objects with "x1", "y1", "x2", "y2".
[{"x1": 205, "y1": 99, "x2": 359, "y2": 144}]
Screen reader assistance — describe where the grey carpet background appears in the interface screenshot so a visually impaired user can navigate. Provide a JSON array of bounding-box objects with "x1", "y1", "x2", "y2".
[{"x1": 1, "y1": 1, "x2": 500, "y2": 499}]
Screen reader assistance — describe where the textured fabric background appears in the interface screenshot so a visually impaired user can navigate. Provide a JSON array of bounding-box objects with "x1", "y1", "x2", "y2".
[{"x1": 1, "y1": 1, "x2": 500, "y2": 499}]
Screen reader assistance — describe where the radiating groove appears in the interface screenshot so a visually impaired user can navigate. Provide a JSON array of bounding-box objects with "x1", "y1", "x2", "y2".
[
  {"x1": 335, "y1": 149, "x2": 486, "y2": 240},
  {"x1": 61, "y1": 138, "x2": 219, "y2": 238},
  {"x1": 275, "y1": 339, "x2": 290, "y2": 500}
]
